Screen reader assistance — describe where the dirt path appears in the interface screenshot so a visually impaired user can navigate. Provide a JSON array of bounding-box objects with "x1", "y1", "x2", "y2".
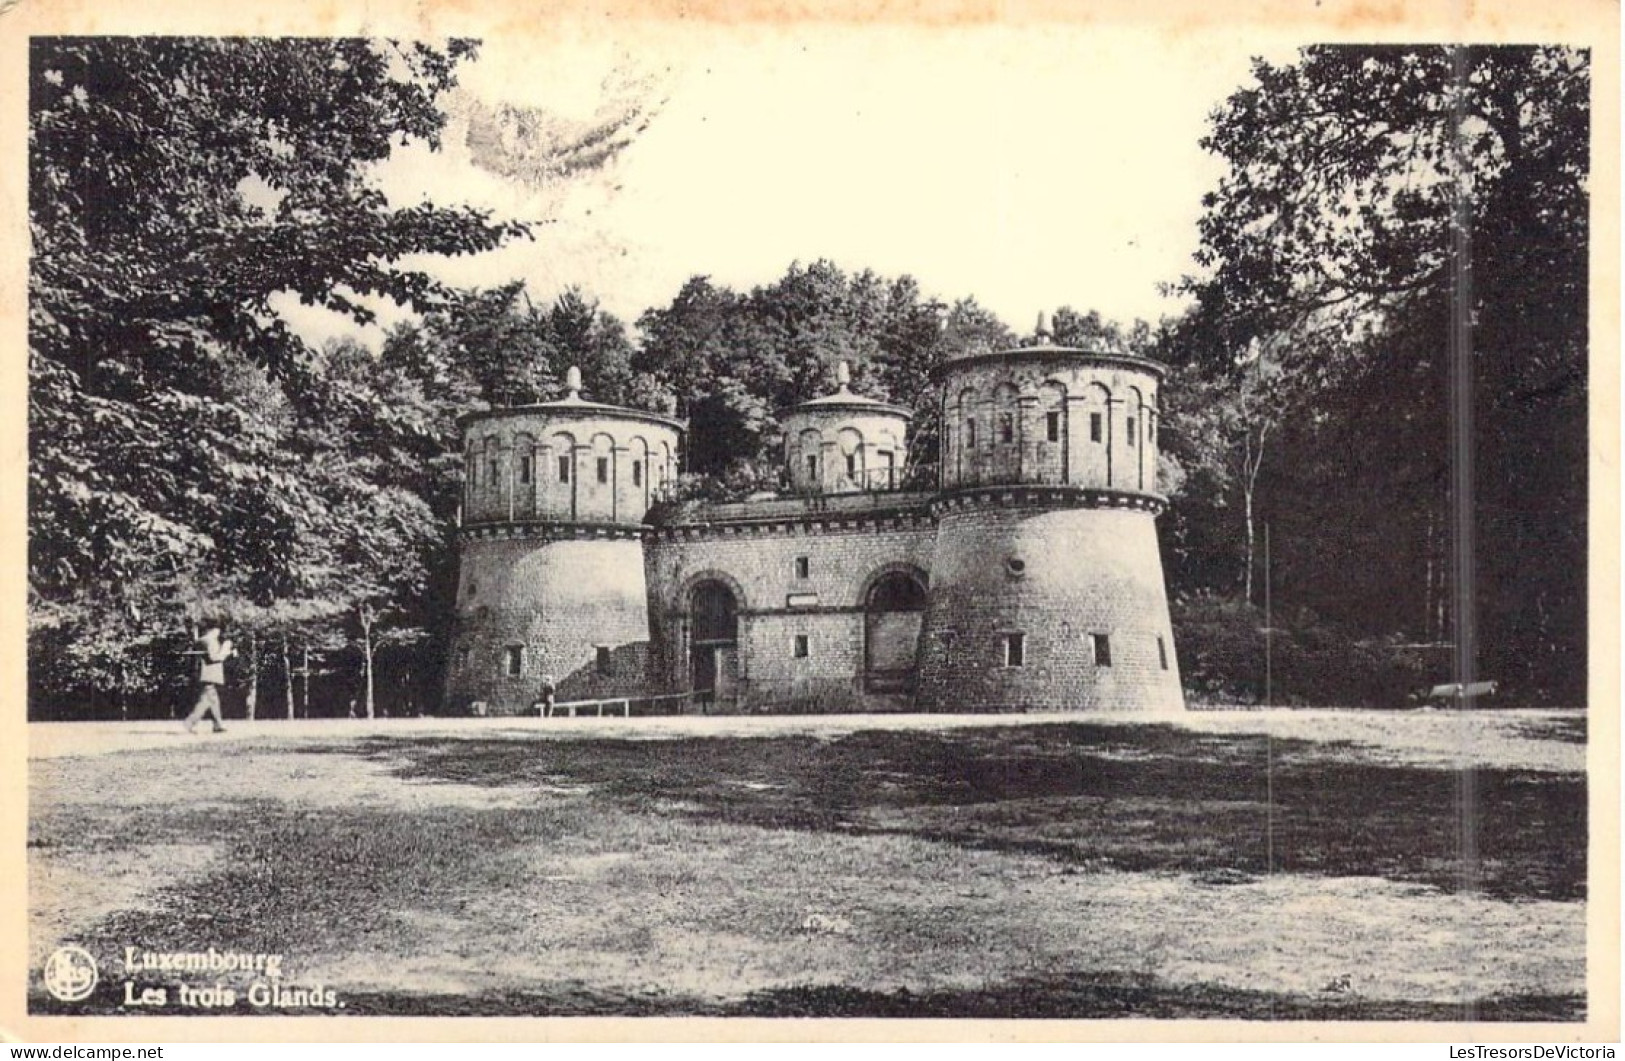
[{"x1": 28, "y1": 708, "x2": 1586, "y2": 772}]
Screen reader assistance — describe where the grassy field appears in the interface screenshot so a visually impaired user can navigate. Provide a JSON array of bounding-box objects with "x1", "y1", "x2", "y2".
[{"x1": 28, "y1": 710, "x2": 1586, "y2": 1020}]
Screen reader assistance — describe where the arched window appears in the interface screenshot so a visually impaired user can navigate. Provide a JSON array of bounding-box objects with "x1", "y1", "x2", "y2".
[
  {"x1": 1127, "y1": 386, "x2": 1147, "y2": 490},
  {"x1": 1083, "y1": 382, "x2": 1113, "y2": 488},
  {"x1": 1038, "y1": 380, "x2": 1068, "y2": 484},
  {"x1": 513, "y1": 432, "x2": 537, "y2": 517},
  {"x1": 836, "y1": 426, "x2": 864, "y2": 492},
  {"x1": 991, "y1": 382, "x2": 1020, "y2": 482},
  {"x1": 955, "y1": 385, "x2": 980, "y2": 487},
  {"x1": 483, "y1": 436, "x2": 501, "y2": 487},
  {"x1": 631, "y1": 435, "x2": 651, "y2": 492},
  {"x1": 798, "y1": 428, "x2": 824, "y2": 491}
]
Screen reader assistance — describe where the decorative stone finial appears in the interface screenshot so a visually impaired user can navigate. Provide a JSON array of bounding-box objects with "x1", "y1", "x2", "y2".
[
  {"x1": 565, "y1": 365, "x2": 582, "y2": 397},
  {"x1": 1035, "y1": 311, "x2": 1052, "y2": 344},
  {"x1": 835, "y1": 360, "x2": 851, "y2": 392}
]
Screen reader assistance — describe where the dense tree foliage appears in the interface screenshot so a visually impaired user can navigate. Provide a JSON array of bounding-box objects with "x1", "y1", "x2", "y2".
[
  {"x1": 1174, "y1": 45, "x2": 1588, "y2": 703},
  {"x1": 25, "y1": 38, "x2": 641, "y2": 717},
  {"x1": 632, "y1": 261, "x2": 1017, "y2": 484}
]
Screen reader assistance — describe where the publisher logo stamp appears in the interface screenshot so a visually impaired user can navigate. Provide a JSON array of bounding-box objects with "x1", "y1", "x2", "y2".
[{"x1": 43, "y1": 946, "x2": 98, "y2": 1002}]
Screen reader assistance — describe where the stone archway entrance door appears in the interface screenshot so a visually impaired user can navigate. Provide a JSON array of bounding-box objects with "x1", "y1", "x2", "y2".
[
  {"x1": 690, "y1": 580, "x2": 740, "y2": 711},
  {"x1": 865, "y1": 571, "x2": 926, "y2": 693}
]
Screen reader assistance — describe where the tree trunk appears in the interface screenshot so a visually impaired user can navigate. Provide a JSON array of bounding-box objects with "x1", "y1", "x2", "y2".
[
  {"x1": 1423, "y1": 506, "x2": 1450, "y2": 643},
  {"x1": 360, "y1": 606, "x2": 376, "y2": 720},
  {"x1": 1243, "y1": 481, "x2": 1256, "y2": 605},
  {"x1": 1240, "y1": 423, "x2": 1270, "y2": 606},
  {"x1": 281, "y1": 635, "x2": 294, "y2": 720},
  {"x1": 1434, "y1": 505, "x2": 1450, "y2": 643},
  {"x1": 300, "y1": 643, "x2": 311, "y2": 717},
  {"x1": 246, "y1": 633, "x2": 259, "y2": 721}
]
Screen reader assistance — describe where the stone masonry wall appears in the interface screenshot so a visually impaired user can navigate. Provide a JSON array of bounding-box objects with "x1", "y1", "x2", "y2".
[
  {"x1": 645, "y1": 514, "x2": 936, "y2": 712},
  {"x1": 447, "y1": 532, "x2": 653, "y2": 714},
  {"x1": 463, "y1": 409, "x2": 681, "y2": 526},
  {"x1": 782, "y1": 404, "x2": 911, "y2": 494},
  {"x1": 938, "y1": 352, "x2": 1163, "y2": 495},
  {"x1": 915, "y1": 501, "x2": 1184, "y2": 712}
]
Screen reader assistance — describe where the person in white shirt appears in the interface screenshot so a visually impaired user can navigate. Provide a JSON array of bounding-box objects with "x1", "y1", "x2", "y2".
[{"x1": 184, "y1": 623, "x2": 235, "y2": 734}]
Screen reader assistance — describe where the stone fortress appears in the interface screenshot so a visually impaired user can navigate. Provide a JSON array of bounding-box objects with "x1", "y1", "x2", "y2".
[{"x1": 446, "y1": 321, "x2": 1185, "y2": 715}]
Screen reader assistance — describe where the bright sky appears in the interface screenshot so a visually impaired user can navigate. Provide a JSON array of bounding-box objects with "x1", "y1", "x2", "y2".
[{"x1": 277, "y1": 22, "x2": 1306, "y2": 347}]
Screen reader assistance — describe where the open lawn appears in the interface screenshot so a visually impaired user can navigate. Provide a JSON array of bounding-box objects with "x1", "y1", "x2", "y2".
[{"x1": 28, "y1": 710, "x2": 1587, "y2": 1020}]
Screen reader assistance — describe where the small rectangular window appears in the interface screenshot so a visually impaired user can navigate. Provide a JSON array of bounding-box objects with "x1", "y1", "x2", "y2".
[
  {"x1": 488, "y1": 458, "x2": 499, "y2": 484},
  {"x1": 1148, "y1": 420, "x2": 1156, "y2": 444},
  {"x1": 1004, "y1": 633, "x2": 1026, "y2": 667},
  {"x1": 999, "y1": 413, "x2": 1014, "y2": 443},
  {"x1": 806, "y1": 454, "x2": 818, "y2": 481},
  {"x1": 966, "y1": 419, "x2": 977, "y2": 448},
  {"x1": 596, "y1": 645, "x2": 612, "y2": 676},
  {"x1": 632, "y1": 461, "x2": 643, "y2": 487},
  {"x1": 596, "y1": 457, "x2": 610, "y2": 484},
  {"x1": 845, "y1": 453, "x2": 857, "y2": 476},
  {"x1": 1157, "y1": 635, "x2": 1168, "y2": 671},
  {"x1": 793, "y1": 635, "x2": 809, "y2": 659},
  {"x1": 1126, "y1": 417, "x2": 1136, "y2": 446},
  {"x1": 558, "y1": 455, "x2": 571, "y2": 483},
  {"x1": 1092, "y1": 633, "x2": 1112, "y2": 667},
  {"x1": 1090, "y1": 413, "x2": 1103, "y2": 443},
  {"x1": 794, "y1": 556, "x2": 810, "y2": 580},
  {"x1": 1046, "y1": 411, "x2": 1060, "y2": 443},
  {"x1": 519, "y1": 455, "x2": 533, "y2": 484},
  {"x1": 504, "y1": 645, "x2": 524, "y2": 678}
]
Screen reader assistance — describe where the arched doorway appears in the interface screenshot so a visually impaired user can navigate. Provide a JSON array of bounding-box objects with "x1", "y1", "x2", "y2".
[
  {"x1": 864, "y1": 570, "x2": 926, "y2": 693},
  {"x1": 689, "y1": 580, "x2": 739, "y2": 709}
]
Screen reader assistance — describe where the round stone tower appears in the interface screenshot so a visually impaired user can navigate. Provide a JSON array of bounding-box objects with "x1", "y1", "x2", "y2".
[
  {"x1": 914, "y1": 319, "x2": 1184, "y2": 712},
  {"x1": 445, "y1": 367, "x2": 685, "y2": 714},
  {"x1": 781, "y1": 361, "x2": 913, "y2": 493}
]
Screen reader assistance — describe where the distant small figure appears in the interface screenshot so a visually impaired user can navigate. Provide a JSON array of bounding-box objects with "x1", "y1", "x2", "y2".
[
  {"x1": 536, "y1": 675, "x2": 557, "y2": 717},
  {"x1": 183, "y1": 623, "x2": 236, "y2": 734}
]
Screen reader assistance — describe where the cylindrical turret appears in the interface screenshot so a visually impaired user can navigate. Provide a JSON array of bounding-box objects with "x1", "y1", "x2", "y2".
[
  {"x1": 936, "y1": 339, "x2": 1164, "y2": 495},
  {"x1": 445, "y1": 368, "x2": 686, "y2": 714},
  {"x1": 915, "y1": 338, "x2": 1183, "y2": 712},
  {"x1": 781, "y1": 361, "x2": 912, "y2": 493},
  {"x1": 459, "y1": 366, "x2": 683, "y2": 526}
]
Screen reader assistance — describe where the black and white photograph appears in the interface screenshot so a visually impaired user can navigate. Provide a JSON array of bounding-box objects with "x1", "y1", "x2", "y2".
[{"x1": 5, "y1": 0, "x2": 1616, "y2": 1041}]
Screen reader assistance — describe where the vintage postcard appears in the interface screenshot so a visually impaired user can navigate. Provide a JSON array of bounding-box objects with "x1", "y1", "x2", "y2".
[{"x1": 0, "y1": 0, "x2": 1618, "y2": 1044}]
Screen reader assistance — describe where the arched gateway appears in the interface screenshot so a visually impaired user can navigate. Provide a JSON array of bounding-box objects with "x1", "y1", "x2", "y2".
[
  {"x1": 864, "y1": 570, "x2": 927, "y2": 693},
  {"x1": 689, "y1": 580, "x2": 739, "y2": 709}
]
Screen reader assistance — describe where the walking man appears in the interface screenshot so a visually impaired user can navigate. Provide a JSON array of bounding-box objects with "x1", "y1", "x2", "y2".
[{"x1": 184, "y1": 623, "x2": 235, "y2": 734}]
